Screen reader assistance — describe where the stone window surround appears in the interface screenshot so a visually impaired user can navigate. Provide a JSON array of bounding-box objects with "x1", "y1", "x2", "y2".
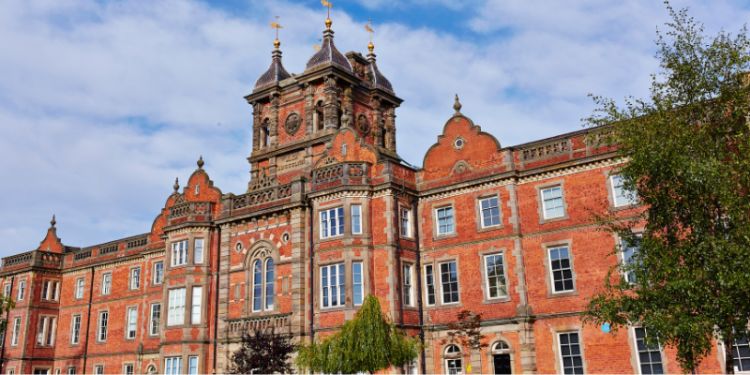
[
  {"x1": 124, "y1": 304, "x2": 138, "y2": 340},
  {"x1": 166, "y1": 282, "x2": 208, "y2": 329},
  {"x1": 69, "y1": 313, "x2": 82, "y2": 346},
  {"x1": 399, "y1": 204, "x2": 415, "y2": 239},
  {"x1": 168, "y1": 231, "x2": 209, "y2": 269},
  {"x1": 604, "y1": 169, "x2": 639, "y2": 210},
  {"x1": 628, "y1": 326, "x2": 667, "y2": 374},
  {"x1": 400, "y1": 260, "x2": 416, "y2": 309},
  {"x1": 477, "y1": 248, "x2": 511, "y2": 304},
  {"x1": 96, "y1": 310, "x2": 108, "y2": 343},
  {"x1": 243, "y1": 240, "x2": 280, "y2": 316},
  {"x1": 314, "y1": 255, "x2": 369, "y2": 312},
  {"x1": 442, "y1": 344, "x2": 464, "y2": 374},
  {"x1": 432, "y1": 200, "x2": 458, "y2": 240},
  {"x1": 476, "y1": 193, "x2": 503, "y2": 232},
  {"x1": 316, "y1": 198, "x2": 369, "y2": 242},
  {"x1": 128, "y1": 266, "x2": 141, "y2": 291},
  {"x1": 536, "y1": 180, "x2": 569, "y2": 224},
  {"x1": 553, "y1": 328, "x2": 587, "y2": 375},
  {"x1": 541, "y1": 240, "x2": 578, "y2": 298},
  {"x1": 422, "y1": 256, "x2": 462, "y2": 308}
]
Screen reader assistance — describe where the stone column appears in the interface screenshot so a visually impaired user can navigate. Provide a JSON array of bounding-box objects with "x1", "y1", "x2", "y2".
[{"x1": 323, "y1": 76, "x2": 340, "y2": 129}]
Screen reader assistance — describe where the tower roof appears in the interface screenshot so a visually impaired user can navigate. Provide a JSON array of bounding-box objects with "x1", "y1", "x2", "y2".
[
  {"x1": 305, "y1": 25, "x2": 353, "y2": 73},
  {"x1": 254, "y1": 43, "x2": 291, "y2": 90},
  {"x1": 367, "y1": 43, "x2": 393, "y2": 93}
]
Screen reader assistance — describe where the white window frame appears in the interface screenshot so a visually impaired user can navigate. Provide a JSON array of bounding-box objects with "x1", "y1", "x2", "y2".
[
  {"x1": 478, "y1": 196, "x2": 501, "y2": 228},
  {"x1": 620, "y1": 236, "x2": 641, "y2": 285},
  {"x1": 74, "y1": 278, "x2": 84, "y2": 299},
  {"x1": 191, "y1": 286, "x2": 202, "y2": 324},
  {"x1": 36, "y1": 315, "x2": 56, "y2": 346},
  {"x1": 351, "y1": 204, "x2": 362, "y2": 235},
  {"x1": 122, "y1": 364, "x2": 134, "y2": 375},
  {"x1": 188, "y1": 356, "x2": 199, "y2": 375},
  {"x1": 444, "y1": 344, "x2": 463, "y2": 375},
  {"x1": 194, "y1": 238, "x2": 204, "y2": 264},
  {"x1": 400, "y1": 207, "x2": 412, "y2": 238},
  {"x1": 611, "y1": 174, "x2": 638, "y2": 207},
  {"x1": 439, "y1": 261, "x2": 460, "y2": 304},
  {"x1": 402, "y1": 263, "x2": 414, "y2": 307},
  {"x1": 168, "y1": 288, "x2": 186, "y2": 326},
  {"x1": 164, "y1": 357, "x2": 182, "y2": 375},
  {"x1": 633, "y1": 327, "x2": 664, "y2": 375},
  {"x1": 17, "y1": 280, "x2": 25, "y2": 301},
  {"x1": 126, "y1": 306, "x2": 137, "y2": 339},
  {"x1": 93, "y1": 365, "x2": 104, "y2": 375},
  {"x1": 10, "y1": 317, "x2": 20, "y2": 346},
  {"x1": 352, "y1": 261, "x2": 363, "y2": 306},
  {"x1": 424, "y1": 264, "x2": 436, "y2": 306},
  {"x1": 70, "y1": 314, "x2": 81, "y2": 345},
  {"x1": 97, "y1": 311, "x2": 108, "y2": 342},
  {"x1": 483, "y1": 253, "x2": 508, "y2": 299},
  {"x1": 130, "y1": 267, "x2": 141, "y2": 290},
  {"x1": 732, "y1": 336, "x2": 750, "y2": 373},
  {"x1": 541, "y1": 185, "x2": 565, "y2": 219},
  {"x1": 171, "y1": 239, "x2": 189, "y2": 267},
  {"x1": 320, "y1": 263, "x2": 345, "y2": 308},
  {"x1": 435, "y1": 206, "x2": 455, "y2": 236},
  {"x1": 3, "y1": 283, "x2": 10, "y2": 298},
  {"x1": 101, "y1": 273, "x2": 112, "y2": 296},
  {"x1": 548, "y1": 245, "x2": 575, "y2": 293},
  {"x1": 319, "y1": 207, "x2": 345, "y2": 239},
  {"x1": 557, "y1": 331, "x2": 584, "y2": 375},
  {"x1": 149, "y1": 303, "x2": 161, "y2": 336},
  {"x1": 153, "y1": 261, "x2": 164, "y2": 285}
]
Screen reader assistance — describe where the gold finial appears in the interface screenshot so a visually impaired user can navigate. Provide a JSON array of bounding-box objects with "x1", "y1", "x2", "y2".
[
  {"x1": 270, "y1": 16, "x2": 282, "y2": 49},
  {"x1": 50, "y1": 214, "x2": 56, "y2": 228},
  {"x1": 173, "y1": 177, "x2": 180, "y2": 192},
  {"x1": 453, "y1": 94, "x2": 462, "y2": 114},
  {"x1": 197, "y1": 155, "x2": 204, "y2": 169},
  {"x1": 365, "y1": 19, "x2": 375, "y2": 53},
  {"x1": 321, "y1": 0, "x2": 333, "y2": 28}
]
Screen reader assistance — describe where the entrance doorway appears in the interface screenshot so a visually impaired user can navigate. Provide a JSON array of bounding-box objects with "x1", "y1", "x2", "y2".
[{"x1": 493, "y1": 353, "x2": 512, "y2": 374}]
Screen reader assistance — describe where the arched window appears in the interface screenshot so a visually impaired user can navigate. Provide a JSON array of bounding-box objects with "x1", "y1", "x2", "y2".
[
  {"x1": 146, "y1": 364, "x2": 157, "y2": 374},
  {"x1": 250, "y1": 252, "x2": 275, "y2": 313},
  {"x1": 265, "y1": 258, "x2": 275, "y2": 309},
  {"x1": 252, "y1": 259, "x2": 262, "y2": 311},
  {"x1": 260, "y1": 119, "x2": 271, "y2": 147},
  {"x1": 444, "y1": 344, "x2": 463, "y2": 375},
  {"x1": 315, "y1": 101, "x2": 325, "y2": 131},
  {"x1": 492, "y1": 340, "x2": 511, "y2": 353}
]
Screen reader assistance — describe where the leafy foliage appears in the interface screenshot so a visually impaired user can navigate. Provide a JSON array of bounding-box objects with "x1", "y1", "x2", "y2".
[
  {"x1": 0, "y1": 295, "x2": 14, "y2": 339},
  {"x1": 229, "y1": 327, "x2": 295, "y2": 374},
  {"x1": 296, "y1": 295, "x2": 418, "y2": 373},
  {"x1": 443, "y1": 310, "x2": 487, "y2": 352},
  {"x1": 583, "y1": 2, "x2": 750, "y2": 373}
]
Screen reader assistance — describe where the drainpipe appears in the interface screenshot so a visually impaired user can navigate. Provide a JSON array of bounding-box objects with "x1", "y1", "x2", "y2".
[
  {"x1": 412, "y1": 195, "x2": 426, "y2": 375},
  {"x1": 0, "y1": 275, "x2": 15, "y2": 373},
  {"x1": 82, "y1": 266, "x2": 94, "y2": 374}
]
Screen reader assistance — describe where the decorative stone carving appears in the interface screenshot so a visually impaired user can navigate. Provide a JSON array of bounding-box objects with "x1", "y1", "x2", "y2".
[
  {"x1": 341, "y1": 109, "x2": 352, "y2": 128},
  {"x1": 357, "y1": 114, "x2": 370, "y2": 135},
  {"x1": 284, "y1": 112, "x2": 301, "y2": 135}
]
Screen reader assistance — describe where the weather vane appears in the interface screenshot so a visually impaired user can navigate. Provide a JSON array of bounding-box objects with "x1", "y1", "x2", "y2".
[
  {"x1": 270, "y1": 16, "x2": 282, "y2": 48},
  {"x1": 321, "y1": 0, "x2": 333, "y2": 28},
  {"x1": 365, "y1": 18, "x2": 375, "y2": 52}
]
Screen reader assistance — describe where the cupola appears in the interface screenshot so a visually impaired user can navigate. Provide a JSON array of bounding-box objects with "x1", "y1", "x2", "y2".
[
  {"x1": 305, "y1": 18, "x2": 353, "y2": 73},
  {"x1": 254, "y1": 37, "x2": 291, "y2": 90}
]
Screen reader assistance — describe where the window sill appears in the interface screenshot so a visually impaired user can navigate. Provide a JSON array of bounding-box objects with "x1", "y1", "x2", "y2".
[
  {"x1": 477, "y1": 224, "x2": 503, "y2": 233},
  {"x1": 547, "y1": 290, "x2": 578, "y2": 298},
  {"x1": 482, "y1": 296, "x2": 512, "y2": 305},
  {"x1": 539, "y1": 215, "x2": 569, "y2": 224},
  {"x1": 433, "y1": 232, "x2": 458, "y2": 241}
]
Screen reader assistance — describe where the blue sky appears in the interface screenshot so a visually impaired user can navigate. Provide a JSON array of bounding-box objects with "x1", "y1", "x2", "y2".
[{"x1": 1, "y1": 0, "x2": 749, "y2": 256}]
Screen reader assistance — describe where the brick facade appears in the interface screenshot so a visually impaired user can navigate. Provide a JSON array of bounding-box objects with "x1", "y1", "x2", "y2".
[{"x1": 0, "y1": 20, "x2": 729, "y2": 374}]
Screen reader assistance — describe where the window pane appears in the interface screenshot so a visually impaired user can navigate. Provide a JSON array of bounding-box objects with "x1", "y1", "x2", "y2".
[
  {"x1": 559, "y1": 332, "x2": 584, "y2": 374},
  {"x1": 194, "y1": 238, "x2": 204, "y2": 264},
  {"x1": 425, "y1": 265, "x2": 436, "y2": 305},
  {"x1": 542, "y1": 186, "x2": 565, "y2": 219},
  {"x1": 440, "y1": 261, "x2": 459, "y2": 303},
  {"x1": 265, "y1": 259, "x2": 275, "y2": 310},
  {"x1": 484, "y1": 254, "x2": 507, "y2": 298},
  {"x1": 480, "y1": 197, "x2": 500, "y2": 227},
  {"x1": 549, "y1": 247, "x2": 575, "y2": 292},
  {"x1": 351, "y1": 205, "x2": 362, "y2": 234},
  {"x1": 253, "y1": 260, "x2": 262, "y2": 311},
  {"x1": 352, "y1": 262, "x2": 363, "y2": 306}
]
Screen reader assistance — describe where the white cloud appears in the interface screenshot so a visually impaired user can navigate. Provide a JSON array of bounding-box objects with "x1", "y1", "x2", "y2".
[{"x1": 0, "y1": 0, "x2": 748, "y2": 255}]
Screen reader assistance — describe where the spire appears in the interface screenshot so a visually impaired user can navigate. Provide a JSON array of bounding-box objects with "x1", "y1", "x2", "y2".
[
  {"x1": 453, "y1": 94, "x2": 462, "y2": 114},
  {"x1": 365, "y1": 21, "x2": 393, "y2": 93},
  {"x1": 254, "y1": 18, "x2": 291, "y2": 90},
  {"x1": 305, "y1": 0, "x2": 352, "y2": 72},
  {"x1": 50, "y1": 214, "x2": 56, "y2": 228}
]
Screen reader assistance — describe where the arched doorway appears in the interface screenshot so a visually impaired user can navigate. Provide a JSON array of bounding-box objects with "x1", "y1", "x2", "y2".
[{"x1": 492, "y1": 340, "x2": 512, "y2": 374}]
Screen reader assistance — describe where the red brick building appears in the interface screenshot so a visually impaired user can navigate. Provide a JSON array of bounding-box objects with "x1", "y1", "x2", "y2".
[{"x1": 0, "y1": 19, "x2": 736, "y2": 374}]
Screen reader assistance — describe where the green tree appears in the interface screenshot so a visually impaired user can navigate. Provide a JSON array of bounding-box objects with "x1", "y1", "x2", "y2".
[
  {"x1": 583, "y1": 2, "x2": 750, "y2": 373},
  {"x1": 229, "y1": 327, "x2": 295, "y2": 374},
  {"x1": 296, "y1": 295, "x2": 418, "y2": 373}
]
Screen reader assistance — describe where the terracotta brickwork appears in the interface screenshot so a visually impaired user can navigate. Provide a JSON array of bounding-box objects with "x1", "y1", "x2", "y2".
[{"x1": 0, "y1": 20, "x2": 729, "y2": 375}]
